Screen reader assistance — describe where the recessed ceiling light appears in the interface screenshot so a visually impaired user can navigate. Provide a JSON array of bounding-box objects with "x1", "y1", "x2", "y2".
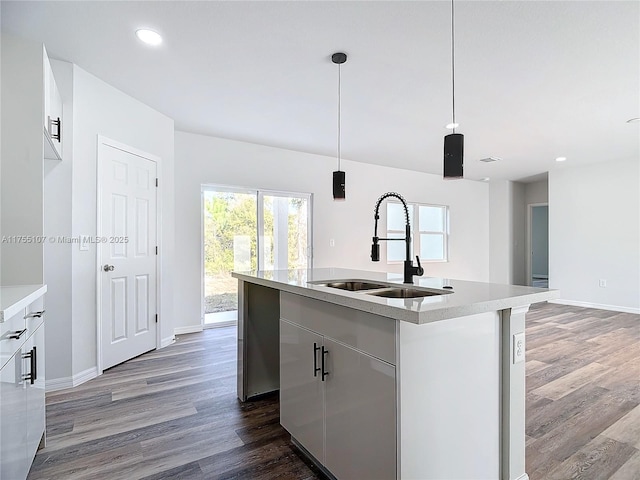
[
  {"x1": 479, "y1": 157, "x2": 500, "y2": 163},
  {"x1": 627, "y1": 117, "x2": 639, "y2": 123},
  {"x1": 136, "y1": 29, "x2": 162, "y2": 46},
  {"x1": 445, "y1": 123, "x2": 459, "y2": 129},
  {"x1": 555, "y1": 156, "x2": 567, "y2": 162}
]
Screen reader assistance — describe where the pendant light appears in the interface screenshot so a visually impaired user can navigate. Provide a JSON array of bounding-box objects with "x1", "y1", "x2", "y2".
[
  {"x1": 444, "y1": 0, "x2": 464, "y2": 179},
  {"x1": 332, "y1": 52, "x2": 347, "y2": 200}
]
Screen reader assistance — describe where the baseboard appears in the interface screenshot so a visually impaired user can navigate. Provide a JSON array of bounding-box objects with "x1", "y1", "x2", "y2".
[
  {"x1": 160, "y1": 335, "x2": 176, "y2": 348},
  {"x1": 46, "y1": 366, "x2": 99, "y2": 393},
  {"x1": 549, "y1": 299, "x2": 640, "y2": 314},
  {"x1": 204, "y1": 320, "x2": 236, "y2": 329},
  {"x1": 515, "y1": 474, "x2": 530, "y2": 480},
  {"x1": 174, "y1": 325, "x2": 203, "y2": 335}
]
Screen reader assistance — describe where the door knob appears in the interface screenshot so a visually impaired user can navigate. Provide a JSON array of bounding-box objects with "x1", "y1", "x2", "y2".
[{"x1": 103, "y1": 264, "x2": 115, "y2": 272}]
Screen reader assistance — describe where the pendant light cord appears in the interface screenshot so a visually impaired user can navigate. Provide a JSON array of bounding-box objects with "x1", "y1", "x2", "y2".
[
  {"x1": 337, "y1": 62, "x2": 342, "y2": 171},
  {"x1": 451, "y1": 0, "x2": 456, "y2": 134}
]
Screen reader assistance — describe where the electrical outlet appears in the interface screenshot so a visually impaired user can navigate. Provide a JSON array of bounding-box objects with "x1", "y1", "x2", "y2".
[
  {"x1": 513, "y1": 333, "x2": 525, "y2": 364},
  {"x1": 329, "y1": 239, "x2": 335, "y2": 247},
  {"x1": 599, "y1": 279, "x2": 607, "y2": 288}
]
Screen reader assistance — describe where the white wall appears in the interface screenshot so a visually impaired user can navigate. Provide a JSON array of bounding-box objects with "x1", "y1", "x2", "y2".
[
  {"x1": 1, "y1": 33, "x2": 43, "y2": 285},
  {"x1": 489, "y1": 181, "x2": 510, "y2": 284},
  {"x1": 489, "y1": 180, "x2": 526, "y2": 285},
  {"x1": 512, "y1": 182, "x2": 526, "y2": 285},
  {"x1": 549, "y1": 159, "x2": 639, "y2": 312},
  {"x1": 70, "y1": 66, "x2": 175, "y2": 376},
  {"x1": 525, "y1": 179, "x2": 548, "y2": 206},
  {"x1": 174, "y1": 131, "x2": 490, "y2": 331},
  {"x1": 40, "y1": 63, "x2": 175, "y2": 386},
  {"x1": 43, "y1": 59, "x2": 74, "y2": 381}
]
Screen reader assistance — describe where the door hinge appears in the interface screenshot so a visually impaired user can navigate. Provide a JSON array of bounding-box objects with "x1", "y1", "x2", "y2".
[
  {"x1": 155, "y1": 246, "x2": 158, "y2": 255},
  {"x1": 155, "y1": 178, "x2": 158, "y2": 187},
  {"x1": 155, "y1": 314, "x2": 158, "y2": 323}
]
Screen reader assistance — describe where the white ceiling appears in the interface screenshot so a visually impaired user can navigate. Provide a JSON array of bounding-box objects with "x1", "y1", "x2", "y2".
[{"x1": 2, "y1": 1, "x2": 638, "y2": 182}]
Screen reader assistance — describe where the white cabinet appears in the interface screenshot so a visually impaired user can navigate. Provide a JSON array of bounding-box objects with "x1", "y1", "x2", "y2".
[
  {"x1": 0, "y1": 350, "x2": 29, "y2": 480},
  {"x1": 43, "y1": 45, "x2": 63, "y2": 161},
  {"x1": 279, "y1": 294, "x2": 396, "y2": 480},
  {"x1": 25, "y1": 322, "x2": 45, "y2": 463},
  {"x1": 0, "y1": 292, "x2": 46, "y2": 480}
]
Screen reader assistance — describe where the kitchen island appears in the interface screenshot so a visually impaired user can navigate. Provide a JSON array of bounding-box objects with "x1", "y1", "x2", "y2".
[{"x1": 232, "y1": 268, "x2": 558, "y2": 480}]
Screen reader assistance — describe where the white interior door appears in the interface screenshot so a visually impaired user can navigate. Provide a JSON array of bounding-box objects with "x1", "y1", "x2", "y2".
[{"x1": 100, "y1": 143, "x2": 157, "y2": 370}]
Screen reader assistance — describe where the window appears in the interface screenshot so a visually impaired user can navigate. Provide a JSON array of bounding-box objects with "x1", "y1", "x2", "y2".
[{"x1": 386, "y1": 202, "x2": 448, "y2": 262}]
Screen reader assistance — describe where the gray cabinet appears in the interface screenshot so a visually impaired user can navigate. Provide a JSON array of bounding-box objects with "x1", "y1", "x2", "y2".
[
  {"x1": 279, "y1": 294, "x2": 397, "y2": 480},
  {"x1": 279, "y1": 320, "x2": 324, "y2": 462},
  {"x1": 324, "y1": 337, "x2": 396, "y2": 480}
]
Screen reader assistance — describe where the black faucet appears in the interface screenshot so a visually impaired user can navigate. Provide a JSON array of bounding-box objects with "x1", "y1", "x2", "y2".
[{"x1": 371, "y1": 192, "x2": 424, "y2": 284}]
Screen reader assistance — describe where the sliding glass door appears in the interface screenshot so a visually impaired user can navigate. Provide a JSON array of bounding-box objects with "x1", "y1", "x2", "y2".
[
  {"x1": 259, "y1": 193, "x2": 310, "y2": 270},
  {"x1": 203, "y1": 186, "x2": 312, "y2": 327}
]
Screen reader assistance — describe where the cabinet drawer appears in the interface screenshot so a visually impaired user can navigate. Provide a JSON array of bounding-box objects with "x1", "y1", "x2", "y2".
[
  {"x1": 280, "y1": 292, "x2": 396, "y2": 365},
  {"x1": 0, "y1": 308, "x2": 27, "y2": 369}
]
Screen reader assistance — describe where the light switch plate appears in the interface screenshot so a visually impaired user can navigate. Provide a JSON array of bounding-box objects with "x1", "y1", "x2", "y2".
[
  {"x1": 513, "y1": 332, "x2": 525, "y2": 364},
  {"x1": 80, "y1": 235, "x2": 89, "y2": 251}
]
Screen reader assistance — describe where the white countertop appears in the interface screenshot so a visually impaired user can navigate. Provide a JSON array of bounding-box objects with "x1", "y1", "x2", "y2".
[
  {"x1": 0, "y1": 284, "x2": 47, "y2": 322},
  {"x1": 232, "y1": 268, "x2": 559, "y2": 324}
]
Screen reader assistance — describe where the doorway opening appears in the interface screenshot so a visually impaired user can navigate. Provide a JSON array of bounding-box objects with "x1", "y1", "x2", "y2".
[
  {"x1": 528, "y1": 204, "x2": 549, "y2": 288},
  {"x1": 202, "y1": 186, "x2": 312, "y2": 327}
]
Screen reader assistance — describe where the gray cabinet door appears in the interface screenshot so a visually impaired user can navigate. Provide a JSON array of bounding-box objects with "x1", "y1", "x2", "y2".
[
  {"x1": 324, "y1": 338, "x2": 396, "y2": 480},
  {"x1": 279, "y1": 319, "x2": 324, "y2": 463}
]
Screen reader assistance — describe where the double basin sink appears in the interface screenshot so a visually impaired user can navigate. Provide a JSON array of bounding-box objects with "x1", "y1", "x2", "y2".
[{"x1": 308, "y1": 280, "x2": 453, "y2": 299}]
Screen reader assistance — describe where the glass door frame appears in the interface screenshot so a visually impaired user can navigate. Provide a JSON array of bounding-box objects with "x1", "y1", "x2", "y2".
[{"x1": 201, "y1": 184, "x2": 313, "y2": 328}]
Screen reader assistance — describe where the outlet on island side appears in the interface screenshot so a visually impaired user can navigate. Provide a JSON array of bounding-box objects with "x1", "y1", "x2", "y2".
[
  {"x1": 329, "y1": 239, "x2": 335, "y2": 247},
  {"x1": 513, "y1": 332, "x2": 525, "y2": 364},
  {"x1": 599, "y1": 279, "x2": 607, "y2": 288}
]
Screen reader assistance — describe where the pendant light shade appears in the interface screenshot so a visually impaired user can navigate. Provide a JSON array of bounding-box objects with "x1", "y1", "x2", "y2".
[
  {"x1": 332, "y1": 52, "x2": 347, "y2": 200},
  {"x1": 444, "y1": 0, "x2": 464, "y2": 179},
  {"x1": 333, "y1": 170, "x2": 346, "y2": 199},
  {"x1": 444, "y1": 133, "x2": 464, "y2": 179}
]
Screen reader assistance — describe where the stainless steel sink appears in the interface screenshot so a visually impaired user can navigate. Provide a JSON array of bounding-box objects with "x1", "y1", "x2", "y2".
[
  {"x1": 367, "y1": 287, "x2": 447, "y2": 298},
  {"x1": 310, "y1": 280, "x2": 388, "y2": 291}
]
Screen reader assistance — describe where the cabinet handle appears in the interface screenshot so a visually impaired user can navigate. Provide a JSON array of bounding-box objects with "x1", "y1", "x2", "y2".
[
  {"x1": 48, "y1": 116, "x2": 61, "y2": 142},
  {"x1": 313, "y1": 342, "x2": 321, "y2": 377},
  {"x1": 321, "y1": 346, "x2": 329, "y2": 381},
  {"x1": 22, "y1": 347, "x2": 36, "y2": 384},
  {"x1": 32, "y1": 346, "x2": 37, "y2": 382},
  {"x1": 8, "y1": 328, "x2": 27, "y2": 340},
  {"x1": 25, "y1": 310, "x2": 45, "y2": 319}
]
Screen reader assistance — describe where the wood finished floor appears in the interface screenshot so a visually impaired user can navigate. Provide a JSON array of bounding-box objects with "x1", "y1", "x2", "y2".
[{"x1": 27, "y1": 303, "x2": 639, "y2": 480}]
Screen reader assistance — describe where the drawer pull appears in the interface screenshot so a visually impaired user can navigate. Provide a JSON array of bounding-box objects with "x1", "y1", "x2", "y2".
[
  {"x1": 313, "y1": 343, "x2": 321, "y2": 377},
  {"x1": 48, "y1": 116, "x2": 61, "y2": 142},
  {"x1": 22, "y1": 347, "x2": 36, "y2": 384},
  {"x1": 8, "y1": 328, "x2": 27, "y2": 340},
  {"x1": 25, "y1": 310, "x2": 45, "y2": 319},
  {"x1": 321, "y1": 346, "x2": 329, "y2": 381}
]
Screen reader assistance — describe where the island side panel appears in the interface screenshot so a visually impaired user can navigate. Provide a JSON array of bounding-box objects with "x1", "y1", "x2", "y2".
[
  {"x1": 237, "y1": 280, "x2": 280, "y2": 401},
  {"x1": 398, "y1": 311, "x2": 501, "y2": 480},
  {"x1": 500, "y1": 305, "x2": 530, "y2": 480}
]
